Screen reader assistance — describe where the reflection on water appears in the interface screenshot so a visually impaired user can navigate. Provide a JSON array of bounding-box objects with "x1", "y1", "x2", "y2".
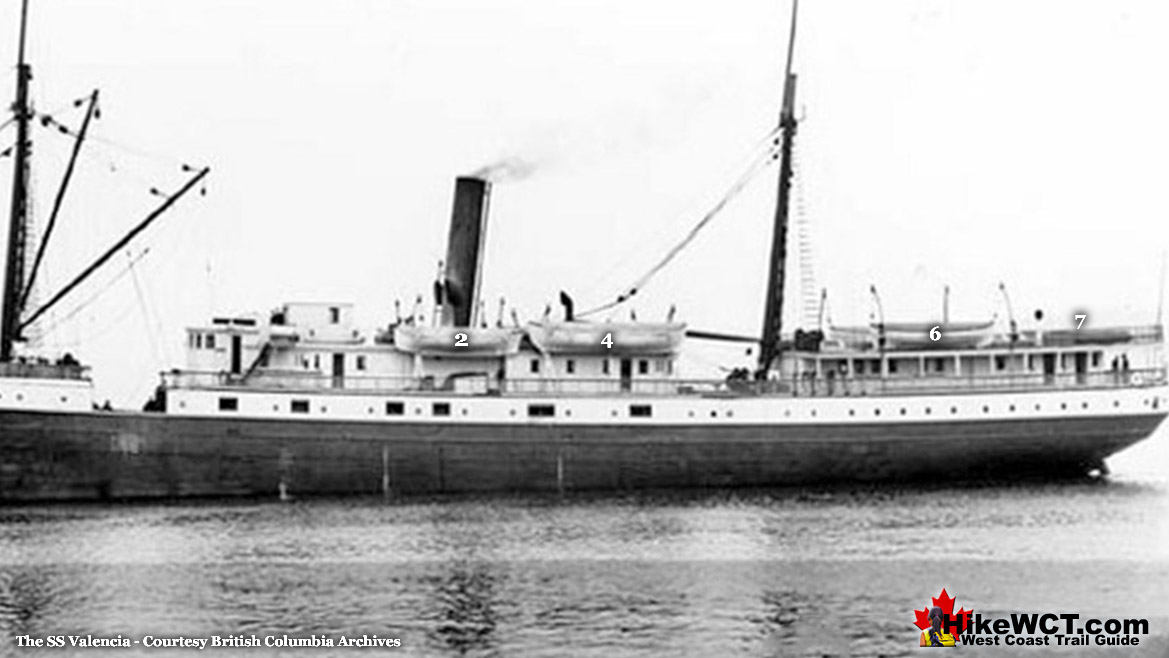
[{"x1": 0, "y1": 467, "x2": 1167, "y2": 656}]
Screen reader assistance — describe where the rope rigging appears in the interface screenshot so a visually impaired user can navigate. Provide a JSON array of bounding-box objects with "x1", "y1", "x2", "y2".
[{"x1": 577, "y1": 123, "x2": 788, "y2": 318}]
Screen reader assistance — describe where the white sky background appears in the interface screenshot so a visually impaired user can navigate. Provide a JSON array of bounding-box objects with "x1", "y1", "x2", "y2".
[{"x1": 1, "y1": 0, "x2": 1168, "y2": 406}]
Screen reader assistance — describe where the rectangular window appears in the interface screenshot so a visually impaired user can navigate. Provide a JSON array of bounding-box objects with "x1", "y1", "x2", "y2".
[
  {"x1": 432, "y1": 402, "x2": 451, "y2": 416},
  {"x1": 566, "y1": 359, "x2": 575, "y2": 374},
  {"x1": 995, "y1": 356, "x2": 1006, "y2": 371},
  {"x1": 888, "y1": 360, "x2": 898, "y2": 374},
  {"x1": 855, "y1": 360, "x2": 866, "y2": 375},
  {"x1": 1092, "y1": 351, "x2": 1102, "y2": 368},
  {"x1": 195, "y1": 334, "x2": 203, "y2": 349},
  {"x1": 602, "y1": 359, "x2": 610, "y2": 375},
  {"x1": 528, "y1": 404, "x2": 555, "y2": 417},
  {"x1": 329, "y1": 307, "x2": 340, "y2": 324},
  {"x1": 291, "y1": 399, "x2": 309, "y2": 413},
  {"x1": 385, "y1": 401, "x2": 404, "y2": 415},
  {"x1": 313, "y1": 354, "x2": 320, "y2": 370},
  {"x1": 218, "y1": 397, "x2": 238, "y2": 411},
  {"x1": 630, "y1": 404, "x2": 652, "y2": 417},
  {"x1": 638, "y1": 360, "x2": 649, "y2": 375},
  {"x1": 356, "y1": 355, "x2": 366, "y2": 371},
  {"x1": 206, "y1": 334, "x2": 216, "y2": 349},
  {"x1": 530, "y1": 359, "x2": 540, "y2": 374}
]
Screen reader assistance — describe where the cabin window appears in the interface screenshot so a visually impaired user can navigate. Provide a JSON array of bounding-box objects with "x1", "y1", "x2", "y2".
[
  {"x1": 194, "y1": 334, "x2": 202, "y2": 349},
  {"x1": 995, "y1": 356, "x2": 1006, "y2": 371},
  {"x1": 291, "y1": 399, "x2": 309, "y2": 413},
  {"x1": 1092, "y1": 352, "x2": 1102, "y2": 368},
  {"x1": 602, "y1": 359, "x2": 610, "y2": 375},
  {"x1": 638, "y1": 360, "x2": 649, "y2": 375},
  {"x1": 871, "y1": 359, "x2": 881, "y2": 374},
  {"x1": 528, "y1": 404, "x2": 555, "y2": 417},
  {"x1": 855, "y1": 360, "x2": 865, "y2": 375},
  {"x1": 313, "y1": 354, "x2": 320, "y2": 370},
  {"x1": 530, "y1": 359, "x2": 540, "y2": 374},
  {"x1": 888, "y1": 361, "x2": 898, "y2": 374},
  {"x1": 566, "y1": 359, "x2": 575, "y2": 375},
  {"x1": 432, "y1": 402, "x2": 451, "y2": 416},
  {"x1": 206, "y1": 334, "x2": 216, "y2": 349},
  {"x1": 386, "y1": 401, "x2": 404, "y2": 415},
  {"x1": 630, "y1": 404, "x2": 652, "y2": 418},
  {"x1": 329, "y1": 307, "x2": 340, "y2": 324},
  {"x1": 934, "y1": 358, "x2": 946, "y2": 373},
  {"x1": 356, "y1": 355, "x2": 366, "y2": 371},
  {"x1": 218, "y1": 397, "x2": 238, "y2": 411}
]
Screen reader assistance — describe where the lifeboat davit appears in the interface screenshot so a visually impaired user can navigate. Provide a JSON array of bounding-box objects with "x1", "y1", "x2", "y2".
[
  {"x1": 526, "y1": 321, "x2": 686, "y2": 355},
  {"x1": 393, "y1": 325, "x2": 522, "y2": 356}
]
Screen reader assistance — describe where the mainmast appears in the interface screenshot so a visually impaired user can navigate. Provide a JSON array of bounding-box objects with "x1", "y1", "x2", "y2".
[
  {"x1": 757, "y1": 0, "x2": 800, "y2": 376},
  {"x1": 2, "y1": 0, "x2": 33, "y2": 361}
]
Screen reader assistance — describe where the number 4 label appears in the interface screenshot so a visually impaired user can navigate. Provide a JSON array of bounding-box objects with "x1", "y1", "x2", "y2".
[{"x1": 601, "y1": 333, "x2": 613, "y2": 349}]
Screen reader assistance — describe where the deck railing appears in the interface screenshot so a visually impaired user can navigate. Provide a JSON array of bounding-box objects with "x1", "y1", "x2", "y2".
[
  {"x1": 0, "y1": 361, "x2": 89, "y2": 380},
  {"x1": 162, "y1": 367, "x2": 1166, "y2": 398}
]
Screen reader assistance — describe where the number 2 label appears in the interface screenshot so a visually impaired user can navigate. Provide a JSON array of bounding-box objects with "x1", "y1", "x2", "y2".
[{"x1": 455, "y1": 333, "x2": 468, "y2": 347}]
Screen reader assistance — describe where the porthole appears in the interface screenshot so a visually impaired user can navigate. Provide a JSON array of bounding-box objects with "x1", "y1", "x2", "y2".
[
  {"x1": 273, "y1": 404, "x2": 279, "y2": 412},
  {"x1": 416, "y1": 407, "x2": 423, "y2": 415},
  {"x1": 462, "y1": 408, "x2": 469, "y2": 416},
  {"x1": 924, "y1": 407, "x2": 931, "y2": 415},
  {"x1": 1035, "y1": 404, "x2": 1041, "y2": 411},
  {"x1": 612, "y1": 410, "x2": 619, "y2": 417},
  {"x1": 15, "y1": 394, "x2": 22, "y2": 401},
  {"x1": 509, "y1": 409, "x2": 517, "y2": 416},
  {"x1": 179, "y1": 401, "x2": 187, "y2": 409},
  {"x1": 727, "y1": 410, "x2": 734, "y2": 418},
  {"x1": 874, "y1": 408, "x2": 881, "y2": 416},
  {"x1": 1082, "y1": 402, "x2": 1088, "y2": 409},
  {"x1": 811, "y1": 409, "x2": 817, "y2": 417},
  {"x1": 711, "y1": 410, "x2": 718, "y2": 418},
  {"x1": 982, "y1": 406, "x2": 989, "y2": 413},
  {"x1": 784, "y1": 409, "x2": 791, "y2": 417},
  {"x1": 60, "y1": 396, "x2": 68, "y2": 403},
  {"x1": 899, "y1": 408, "x2": 907, "y2": 416},
  {"x1": 950, "y1": 407, "x2": 957, "y2": 414},
  {"x1": 1009, "y1": 405, "x2": 1015, "y2": 412},
  {"x1": 565, "y1": 409, "x2": 572, "y2": 417},
  {"x1": 1113, "y1": 400, "x2": 1120, "y2": 408},
  {"x1": 688, "y1": 410, "x2": 695, "y2": 417},
  {"x1": 849, "y1": 409, "x2": 855, "y2": 416},
  {"x1": 368, "y1": 407, "x2": 374, "y2": 414},
  {"x1": 1060, "y1": 403, "x2": 1067, "y2": 410},
  {"x1": 321, "y1": 406, "x2": 328, "y2": 413}
]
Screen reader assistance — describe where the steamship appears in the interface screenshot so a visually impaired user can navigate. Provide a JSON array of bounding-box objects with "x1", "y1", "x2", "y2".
[{"x1": 1, "y1": 3, "x2": 1166, "y2": 501}]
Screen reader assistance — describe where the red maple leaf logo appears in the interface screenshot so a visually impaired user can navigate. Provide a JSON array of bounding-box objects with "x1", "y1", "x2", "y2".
[{"x1": 914, "y1": 588, "x2": 972, "y2": 641}]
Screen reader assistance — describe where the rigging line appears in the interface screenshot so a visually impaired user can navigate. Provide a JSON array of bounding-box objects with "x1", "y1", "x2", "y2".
[
  {"x1": 127, "y1": 250, "x2": 166, "y2": 369},
  {"x1": 578, "y1": 133, "x2": 786, "y2": 318},
  {"x1": 34, "y1": 247, "x2": 152, "y2": 340},
  {"x1": 576, "y1": 124, "x2": 787, "y2": 302}
]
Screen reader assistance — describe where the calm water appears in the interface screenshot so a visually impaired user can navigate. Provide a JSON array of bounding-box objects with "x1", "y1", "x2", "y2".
[{"x1": 1, "y1": 432, "x2": 1167, "y2": 657}]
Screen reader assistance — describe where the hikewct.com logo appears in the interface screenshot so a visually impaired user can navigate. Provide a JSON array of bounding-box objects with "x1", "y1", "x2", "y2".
[{"x1": 914, "y1": 588, "x2": 1149, "y2": 648}]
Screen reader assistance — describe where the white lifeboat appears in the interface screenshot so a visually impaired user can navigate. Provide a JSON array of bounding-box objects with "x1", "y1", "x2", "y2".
[
  {"x1": 527, "y1": 321, "x2": 686, "y2": 355},
  {"x1": 828, "y1": 320, "x2": 996, "y2": 350},
  {"x1": 393, "y1": 325, "x2": 523, "y2": 356}
]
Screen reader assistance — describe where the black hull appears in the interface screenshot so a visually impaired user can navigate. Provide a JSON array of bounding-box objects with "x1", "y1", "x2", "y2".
[{"x1": 0, "y1": 409, "x2": 1164, "y2": 502}]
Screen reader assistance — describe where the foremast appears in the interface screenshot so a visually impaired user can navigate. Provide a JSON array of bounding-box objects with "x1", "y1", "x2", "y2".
[
  {"x1": 2, "y1": 0, "x2": 33, "y2": 361},
  {"x1": 758, "y1": 0, "x2": 800, "y2": 376}
]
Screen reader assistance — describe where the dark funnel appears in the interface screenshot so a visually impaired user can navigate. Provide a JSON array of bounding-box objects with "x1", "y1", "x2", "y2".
[{"x1": 441, "y1": 176, "x2": 491, "y2": 327}]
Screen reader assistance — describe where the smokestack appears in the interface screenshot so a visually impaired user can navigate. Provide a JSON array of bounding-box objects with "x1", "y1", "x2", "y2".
[{"x1": 441, "y1": 176, "x2": 491, "y2": 327}]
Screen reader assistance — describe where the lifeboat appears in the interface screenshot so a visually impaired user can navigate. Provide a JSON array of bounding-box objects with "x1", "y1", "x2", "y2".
[
  {"x1": 828, "y1": 320, "x2": 997, "y2": 350},
  {"x1": 393, "y1": 325, "x2": 523, "y2": 356},
  {"x1": 527, "y1": 321, "x2": 686, "y2": 355}
]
